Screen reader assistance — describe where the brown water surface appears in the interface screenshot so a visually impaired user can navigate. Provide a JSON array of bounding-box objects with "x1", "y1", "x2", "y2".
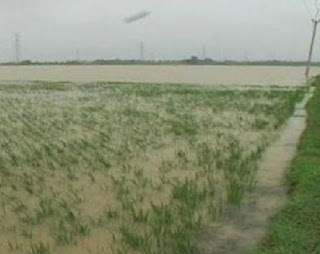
[
  {"x1": 197, "y1": 87, "x2": 315, "y2": 254},
  {"x1": 0, "y1": 65, "x2": 318, "y2": 85}
]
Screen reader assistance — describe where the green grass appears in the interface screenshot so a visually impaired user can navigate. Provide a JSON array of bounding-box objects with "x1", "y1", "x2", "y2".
[
  {"x1": 0, "y1": 82, "x2": 305, "y2": 254},
  {"x1": 250, "y1": 79, "x2": 320, "y2": 254}
]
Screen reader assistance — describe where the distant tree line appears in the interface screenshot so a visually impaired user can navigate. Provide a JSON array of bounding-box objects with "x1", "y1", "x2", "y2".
[{"x1": 0, "y1": 56, "x2": 318, "y2": 66}]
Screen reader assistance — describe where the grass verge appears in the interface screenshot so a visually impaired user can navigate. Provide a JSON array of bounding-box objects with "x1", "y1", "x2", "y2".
[{"x1": 251, "y1": 79, "x2": 320, "y2": 254}]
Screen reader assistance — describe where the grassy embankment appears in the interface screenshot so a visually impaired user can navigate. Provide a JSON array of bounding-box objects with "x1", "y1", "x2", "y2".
[{"x1": 252, "y1": 79, "x2": 320, "y2": 254}]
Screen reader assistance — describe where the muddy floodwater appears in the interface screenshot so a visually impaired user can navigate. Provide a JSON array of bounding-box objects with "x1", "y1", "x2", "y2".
[
  {"x1": 197, "y1": 88, "x2": 314, "y2": 254},
  {"x1": 0, "y1": 65, "x2": 319, "y2": 85}
]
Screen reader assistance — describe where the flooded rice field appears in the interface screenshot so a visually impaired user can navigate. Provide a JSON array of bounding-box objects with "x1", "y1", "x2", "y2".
[
  {"x1": 197, "y1": 87, "x2": 314, "y2": 254},
  {"x1": 0, "y1": 82, "x2": 305, "y2": 254},
  {"x1": 0, "y1": 65, "x2": 313, "y2": 253},
  {"x1": 0, "y1": 65, "x2": 319, "y2": 86}
]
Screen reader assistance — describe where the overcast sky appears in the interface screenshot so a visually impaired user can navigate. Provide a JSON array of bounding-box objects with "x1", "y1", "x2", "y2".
[{"x1": 0, "y1": 0, "x2": 319, "y2": 62}]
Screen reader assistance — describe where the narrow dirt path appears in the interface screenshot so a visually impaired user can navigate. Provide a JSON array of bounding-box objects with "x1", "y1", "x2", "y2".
[{"x1": 197, "y1": 87, "x2": 315, "y2": 254}]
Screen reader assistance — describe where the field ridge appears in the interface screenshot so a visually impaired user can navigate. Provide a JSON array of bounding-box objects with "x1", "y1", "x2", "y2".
[{"x1": 251, "y1": 79, "x2": 320, "y2": 254}]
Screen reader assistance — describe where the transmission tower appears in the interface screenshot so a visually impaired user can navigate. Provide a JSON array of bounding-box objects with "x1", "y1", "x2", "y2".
[
  {"x1": 140, "y1": 41, "x2": 144, "y2": 61},
  {"x1": 75, "y1": 49, "x2": 80, "y2": 62},
  {"x1": 244, "y1": 50, "x2": 249, "y2": 62},
  {"x1": 202, "y1": 44, "x2": 207, "y2": 59},
  {"x1": 14, "y1": 33, "x2": 21, "y2": 64}
]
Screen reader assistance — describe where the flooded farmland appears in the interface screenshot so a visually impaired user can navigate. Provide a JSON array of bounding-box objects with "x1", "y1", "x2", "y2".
[
  {"x1": 0, "y1": 82, "x2": 305, "y2": 254},
  {"x1": 0, "y1": 65, "x2": 319, "y2": 86}
]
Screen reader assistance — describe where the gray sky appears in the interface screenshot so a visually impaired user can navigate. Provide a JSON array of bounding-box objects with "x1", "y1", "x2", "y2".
[{"x1": 0, "y1": 0, "x2": 319, "y2": 62}]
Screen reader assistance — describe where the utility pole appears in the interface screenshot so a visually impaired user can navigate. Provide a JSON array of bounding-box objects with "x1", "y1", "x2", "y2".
[
  {"x1": 139, "y1": 41, "x2": 144, "y2": 61},
  {"x1": 305, "y1": 18, "x2": 319, "y2": 79},
  {"x1": 14, "y1": 33, "x2": 21, "y2": 64},
  {"x1": 305, "y1": 4, "x2": 320, "y2": 79}
]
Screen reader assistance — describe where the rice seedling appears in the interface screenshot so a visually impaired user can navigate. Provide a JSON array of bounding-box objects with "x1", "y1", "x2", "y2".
[
  {"x1": 29, "y1": 242, "x2": 50, "y2": 254},
  {"x1": 0, "y1": 82, "x2": 304, "y2": 253}
]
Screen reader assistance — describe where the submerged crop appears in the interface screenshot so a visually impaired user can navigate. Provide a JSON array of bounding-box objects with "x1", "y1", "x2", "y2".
[{"x1": 0, "y1": 82, "x2": 304, "y2": 254}]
